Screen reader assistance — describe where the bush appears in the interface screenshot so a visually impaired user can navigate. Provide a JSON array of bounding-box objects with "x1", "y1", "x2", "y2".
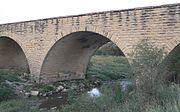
[
  {"x1": 130, "y1": 39, "x2": 167, "y2": 92},
  {"x1": 128, "y1": 39, "x2": 180, "y2": 111}
]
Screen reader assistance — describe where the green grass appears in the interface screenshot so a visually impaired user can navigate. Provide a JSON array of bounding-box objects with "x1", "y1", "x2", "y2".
[
  {"x1": 60, "y1": 84, "x2": 180, "y2": 112},
  {"x1": 62, "y1": 40, "x2": 179, "y2": 112},
  {"x1": 0, "y1": 83, "x2": 14, "y2": 102},
  {"x1": 0, "y1": 69, "x2": 20, "y2": 82},
  {"x1": 86, "y1": 56, "x2": 133, "y2": 81},
  {"x1": 25, "y1": 84, "x2": 55, "y2": 93},
  {"x1": 0, "y1": 41, "x2": 179, "y2": 112},
  {"x1": 0, "y1": 70, "x2": 21, "y2": 102},
  {"x1": 0, "y1": 100, "x2": 25, "y2": 112},
  {"x1": 60, "y1": 84, "x2": 124, "y2": 112},
  {"x1": 0, "y1": 99, "x2": 46, "y2": 112},
  {"x1": 0, "y1": 84, "x2": 179, "y2": 112}
]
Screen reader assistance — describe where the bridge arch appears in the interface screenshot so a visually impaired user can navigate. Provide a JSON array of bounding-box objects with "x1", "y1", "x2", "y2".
[
  {"x1": 40, "y1": 31, "x2": 129, "y2": 82},
  {"x1": 0, "y1": 36, "x2": 30, "y2": 73},
  {"x1": 163, "y1": 43, "x2": 180, "y2": 83}
]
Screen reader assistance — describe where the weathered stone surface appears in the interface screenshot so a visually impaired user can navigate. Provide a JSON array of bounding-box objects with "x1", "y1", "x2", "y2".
[{"x1": 0, "y1": 3, "x2": 179, "y2": 83}]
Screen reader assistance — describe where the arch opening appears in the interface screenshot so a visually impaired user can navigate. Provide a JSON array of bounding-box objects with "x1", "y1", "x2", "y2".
[
  {"x1": 86, "y1": 41, "x2": 133, "y2": 81},
  {"x1": 0, "y1": 36, "x2": 30, "y2": 73},
  {"x1": 163, "y1": 43, "x2": 180, "y2": 83},
  {"x1": 40, "y1": 31, "x2": 131, "y2": 83}
]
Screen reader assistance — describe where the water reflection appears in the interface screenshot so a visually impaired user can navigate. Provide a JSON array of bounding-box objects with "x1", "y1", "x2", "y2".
[
  {"x1": 39, "y1": 92, "x2": 68, "y2": 109},
  {"x1": 87, "y1": 88, "x2": 102, "y2": 97},
  {"x1": 38, "y1": 80, "x2": 133, "y2": 109},
  {"x1": 119, "y1": 80, "x2": 133, "y2": 91}
]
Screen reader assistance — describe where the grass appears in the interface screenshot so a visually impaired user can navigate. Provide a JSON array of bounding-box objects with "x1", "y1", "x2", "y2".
[
  {"x1": 0, "y1": 69, "x2": 21, "y2": 102},
  {"x1": 0, "y1": 40, "x2": 179, "y2": 112},
  {"x1": 60, "y1": 84, "x2": 180, "y2": 112},
  {"x1": 0, "y1": 83, "x2": 14, "y2": 101},
  {"x1": 0, "y1": 99, "x2": 46, "y2": 112},
  {"x1": 0, "y1": 100, "x2": 26, "y2": 112},
  {"x1": 60, "y1": 40, "x2": 180, "y2": 112},
  {"x1": 86, "y1": 55, "x2": 133, "y2": 81},
  {"x1": 25, "y1": 83, "x2": 55, "y2": 93},
  {"x1": 60, "y1": 84, "x2": 124, "y2": 112},
  {"x1": 0, "y1": 84, "x2": 179, "y2": 112},
  {"x1": 0, "y1": 69, "x2": 20, "y2": 82}
]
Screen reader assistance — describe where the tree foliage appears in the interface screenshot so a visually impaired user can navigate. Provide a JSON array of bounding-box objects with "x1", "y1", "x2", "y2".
[
  {"x1": 95, "y1": 42, "x2": 124, "y2": 56},
  {"x1": 130, "y1": 39, "x2": 167, "y2": 92}
]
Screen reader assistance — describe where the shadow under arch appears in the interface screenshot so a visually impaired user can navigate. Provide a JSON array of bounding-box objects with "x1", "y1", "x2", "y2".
[
  {"x1": 0, "y1": 36, "x2": 30, "y2": 73},
  {"x1": 40, "y1": 31, "x2": 129, "y2": 83},
  {"x1": 162, "y1": 43, "x2": 180, "y2": 83}
]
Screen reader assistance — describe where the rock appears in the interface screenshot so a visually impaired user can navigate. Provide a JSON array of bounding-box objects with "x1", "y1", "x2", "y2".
[
  {"x1": 25, "y1": 92, "x2": 31, "y2": 97},
  {"x1": 94, "y1": 80, "x2": 101, "y2": 86},
  {"x1": 30, "y1": 91, "x2": 39, "y2": 96},
  {"x1": 51, "y1": 107, "x2": 57, "y2": 110},
  {"x1": 58, "y1": 96, "x2": 62, "y2": 99},
  {"x1": 39, "y1": 92, "x2": 43, "y2": 96},
  {"x1": 23, "y1": 73, "x2": 28, "y2": 76},
  {"x1": 47, "y1": 91, "x2": 53, "y2": 96},
  {"x1": 62, "y1": 88, "x2": 68, "y2": 92},
  {"x1": 56, "y1": 85, "x2": 64, "y2": 92},
  {"x1": 70, "y1": 85, "x2": 77, "y2": 90},
  {"x1": 42, "y1": 93, "x2": 47, "y2": 97},
  {"x1": 20, "y1": 90, "x2": 23, "y2": 93}
]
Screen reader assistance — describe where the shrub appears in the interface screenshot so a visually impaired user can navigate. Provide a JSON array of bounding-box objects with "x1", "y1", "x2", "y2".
[
  {"x1": 130, "y1": 39, "x2": 167, "y2": 92},
  {"x1": 61, "y1": 40, "x2": 180, "y2": 112},
  {"x1": 0, "y1": 83, "x2": 15, "y2": 102}
]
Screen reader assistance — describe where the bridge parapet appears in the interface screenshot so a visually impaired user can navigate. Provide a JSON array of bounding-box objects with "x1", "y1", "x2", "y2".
[{"x1": 0, "y1": 3, "x2": 180, "y2": 82}]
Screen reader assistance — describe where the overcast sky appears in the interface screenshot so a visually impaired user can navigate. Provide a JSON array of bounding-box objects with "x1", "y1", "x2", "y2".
[{"x1": 0, "y1": 0, "x2": 179, "y2": 24}]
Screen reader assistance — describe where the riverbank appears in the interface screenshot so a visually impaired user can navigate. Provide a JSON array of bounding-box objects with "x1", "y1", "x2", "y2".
[{"x1": 0, "y1": 51, "x2": 179, "y2": 112}]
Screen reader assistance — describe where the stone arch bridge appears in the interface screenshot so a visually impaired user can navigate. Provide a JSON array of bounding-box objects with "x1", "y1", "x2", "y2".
[{"x1": 0, "y1": 3, "x2": 180, "y2": 83}]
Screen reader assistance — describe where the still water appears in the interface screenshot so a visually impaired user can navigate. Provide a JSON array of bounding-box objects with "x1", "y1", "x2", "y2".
[{"x1": 38, "y1": 80, "x2": 132, "y2": 109}]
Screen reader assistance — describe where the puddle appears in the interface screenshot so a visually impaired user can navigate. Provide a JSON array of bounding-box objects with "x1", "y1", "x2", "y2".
[
  {"x1": 37, "y1": 80, "x2": 133, "y2": 109},
  {"x1": 39, "y1": 92, "x2": 68, "y2": 109}
]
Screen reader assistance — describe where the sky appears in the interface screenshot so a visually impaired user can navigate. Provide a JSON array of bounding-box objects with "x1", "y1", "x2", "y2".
[{"x1": 0, "y1": 0, "x2": 180, "y2": 24}]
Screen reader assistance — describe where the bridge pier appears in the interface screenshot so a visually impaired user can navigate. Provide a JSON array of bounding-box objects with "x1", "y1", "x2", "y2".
[{"x1": 0, "y1": 3, "x2": 180, "y2": 83}]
